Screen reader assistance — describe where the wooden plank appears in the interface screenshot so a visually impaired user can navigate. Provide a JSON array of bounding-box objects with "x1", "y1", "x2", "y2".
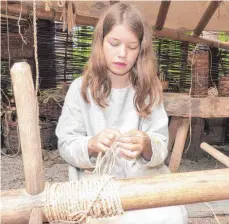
[
  {"x1": 163, "y1": 93, "x2": 229, "y2": 118},
  {"x1": 169, "y1": 118, "x2": 190, "y2": 172},
  {"x1": 1, "y1": 169, "x2": 229, "y2": 223},
  {"x1": 10, "y1": 62, "x2": 45, "y2": 195},
  {"x1": 186, "y1": 200, "x2": 229, "y2": 218},
  {"x1": 155, "y1": 1, "x2": 171, "y2": 30},
  {"x1": 201, "y1": 142, "x2": 229, "y2": 167},
  {"x1": 193, "y1": 1, "x2": 222, "y2": 36}
]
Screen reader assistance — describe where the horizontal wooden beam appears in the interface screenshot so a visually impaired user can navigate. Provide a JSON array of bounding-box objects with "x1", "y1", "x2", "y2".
[
  {"x1": 163, "y1": 93, "x2": 229, "y2": 118},
  {"x1": 155, "y1": 1, "x2": 171, "y2": 30},
  {"x1": 193, "y1": 1, "x2": 222, "y2": 36},
  {"x1": 0, "y1": 13, "x2": 27, "y2": 20},
  {"x1": 1, "y1": 2, "x2": 97, "y2": 26},
  {"x1": 154, "y1": 28, "x2": 229, "y2": 50},
  {"x1": 2, "y1": 169, "x2": 229, "y2": 224}
]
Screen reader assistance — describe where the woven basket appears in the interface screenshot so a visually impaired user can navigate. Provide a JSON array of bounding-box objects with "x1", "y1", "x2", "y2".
[
  {"x1": 191, "y1": 51, "x2": 209, "y2": 98},
  {"x1": 1, "y1": 28, "x2": 33, "y2": 60},
  {"x1": 39, "y1": 99, "x2": 63, "y2": 120},
  {"x1": 3, "y1": 121, "x2": 57, "y2": 154},
  {"x1": 161, "y1": 80, "x2": 169, "y2": 90},
  {"x1": 40, "y1": 121, "x2": 58, "y2": 150},
  {"x1": 218, "y1": 76, "x2": 229, "y2": 97}
]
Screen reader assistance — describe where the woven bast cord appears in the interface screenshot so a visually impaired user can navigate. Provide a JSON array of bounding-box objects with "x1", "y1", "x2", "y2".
[
  {"x1": 43, "y1": 136, "x2": 150, "y2": 223},
  {"x1": 43, "y1": 175, "x2": 123, "y2": 223}
]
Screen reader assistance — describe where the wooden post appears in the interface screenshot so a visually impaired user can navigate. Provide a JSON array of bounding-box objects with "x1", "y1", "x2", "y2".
[
  {"x1": 1, "y1": 169, "x2": 229, "y2": 224},
  {"x1": 10, "y1": 62, "x2": 45, "y2": 195},
  {"x1": 186, "y1": 118, "x2": 205, "y2": 160},
  {"x1": 154, "y1": 1, "x2": 171, "y2": 30},
  {"x1": 193, "y1": 1, "x2": 222, "y2": 36},
  {"x1": 168, "y1": 116, "x2": 180, "y2": 152},
  {"x1": 169, "y1": 118, "x2": 189, "y2": 172},
  {"x1": 200, "y1": 142, "x2": 229, "y2": 167},
  {"x1": 29, "y1": 208, "x2": 43, "y2": 224}
]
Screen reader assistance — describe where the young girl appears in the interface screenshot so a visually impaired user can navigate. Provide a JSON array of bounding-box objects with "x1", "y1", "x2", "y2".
[{"x1": 56, "y1": 3, "x2": 187, "y2": 224}]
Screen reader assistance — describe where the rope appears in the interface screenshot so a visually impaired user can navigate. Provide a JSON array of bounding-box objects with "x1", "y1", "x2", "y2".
[
  {"x1": 43, "y1": 176, "x2": 123, "y2": 223},
  {"x1": 33, "y1": 0, "x2": 39, "y2": 94},
  {"x1": 185, "y1": 44, "x2": 218, "y2": 154},
  {"x1": 17, "y1": 0, "x2": 27, "y2": 45},
  {"x1": 38, "y1": 88, "x2": 66, "y2": 108}
]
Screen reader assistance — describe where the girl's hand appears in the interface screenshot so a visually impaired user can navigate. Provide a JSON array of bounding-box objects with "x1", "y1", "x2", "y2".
[
  {"x1": 116, "y1": 129, "x2": 152, "y2": 160},
  {"x1": 88, "y1": 129, "x2": 121, "y2": 155}
]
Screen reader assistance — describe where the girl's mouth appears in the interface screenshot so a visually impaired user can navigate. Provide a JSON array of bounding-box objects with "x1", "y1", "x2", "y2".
[{"x1": 114, "y1": 62, "x2": 127, "y2": 67}]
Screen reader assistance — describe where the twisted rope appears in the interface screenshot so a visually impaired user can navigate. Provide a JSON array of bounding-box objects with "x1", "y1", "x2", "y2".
[{"x1": 43, "y1": 176, "x2": 123, "y2": 223}]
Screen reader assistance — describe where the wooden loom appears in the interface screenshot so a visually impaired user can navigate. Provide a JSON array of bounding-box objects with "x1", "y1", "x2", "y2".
[{"x1": 1, "y1": 62, "x2": 229, "y2": 224}]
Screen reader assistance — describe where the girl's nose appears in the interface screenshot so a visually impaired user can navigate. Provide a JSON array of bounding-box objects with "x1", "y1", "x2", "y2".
[{"x1": 118, "y1": 45, "x2": 127, "y2": 58}]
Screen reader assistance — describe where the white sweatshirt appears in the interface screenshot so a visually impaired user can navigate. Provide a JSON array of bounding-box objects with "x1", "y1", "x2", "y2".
[
  {"x1": 56, "y1": 77, "x2": 170, "y2": 180},
  {"x1": 55, "y1": 77, "x2": 188, "y2": 224}
]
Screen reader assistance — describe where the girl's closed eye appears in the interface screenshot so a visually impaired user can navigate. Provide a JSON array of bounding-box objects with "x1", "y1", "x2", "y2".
[
  {"x1": 128, "y1": 43, "x2": 139, "y2": 50},
  {"x1": 109, "y1": 40, "x2": 121, "y2": 47}
]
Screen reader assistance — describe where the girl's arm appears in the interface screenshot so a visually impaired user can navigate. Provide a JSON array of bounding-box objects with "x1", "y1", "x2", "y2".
[
  {"x1": 56, "y1": 79, "x2": 95, "y2": 169},
  {"x1": 116, "y1": 102, "x2": 168, "y2": 167},
  {"x1": 139, "y1": 102, "x2": 169, "y2": 167}
]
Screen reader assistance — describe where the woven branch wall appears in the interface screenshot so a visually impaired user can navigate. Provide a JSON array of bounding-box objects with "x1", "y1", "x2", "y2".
[{"x1": 1, "y1": 19, "x2": 229, "y2": 93}]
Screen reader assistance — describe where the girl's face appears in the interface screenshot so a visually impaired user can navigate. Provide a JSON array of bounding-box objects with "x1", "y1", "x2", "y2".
[{"x1": 103, "y1": 24, "x2": 140, "y2": 77}]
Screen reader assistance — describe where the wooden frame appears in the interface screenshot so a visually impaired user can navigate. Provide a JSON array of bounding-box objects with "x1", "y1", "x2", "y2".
[
  {"x1": 2, "y1": 169, "x2": 229, "y2": 223},
  {"x1": 163, "y1": 93, "x2": 229, "y2": 118}
]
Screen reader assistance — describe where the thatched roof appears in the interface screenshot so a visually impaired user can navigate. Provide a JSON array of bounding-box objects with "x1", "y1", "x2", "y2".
[
  {"x1": 7, "y1": 1, "x2": 229, "y2": 32},
  {"x1": 1, "y1": 1, "x2": 229, "y2": 49}
]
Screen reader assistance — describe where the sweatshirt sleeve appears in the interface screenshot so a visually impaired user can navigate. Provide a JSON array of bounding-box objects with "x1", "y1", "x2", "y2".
[
  {"x1": 56, "y1": 79, "x2": 95, "y2": 169},
  {"x1": 138, "y1": 102, "x2": 169, "y2": 167}
]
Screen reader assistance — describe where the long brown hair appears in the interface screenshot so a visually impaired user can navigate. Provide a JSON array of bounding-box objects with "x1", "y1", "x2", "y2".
[{"x1": 81, "y1": 3, "x2": 162, "y2": 118}]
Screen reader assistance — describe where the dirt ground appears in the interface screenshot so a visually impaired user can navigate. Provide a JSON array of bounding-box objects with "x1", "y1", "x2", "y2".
[{"x1": 1, "y1": 146, "x2": 229, "y2": 224}]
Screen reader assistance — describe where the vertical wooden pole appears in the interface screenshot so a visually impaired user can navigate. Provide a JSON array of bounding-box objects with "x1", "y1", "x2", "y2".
[
  {"x1": 10, "y1": 62, "x2": 45, "y2": 195},
  {"x1": 29, "y1": 208, "x2": 43, "y2": 224},
  {"x1": 168, "y1": 116, "x2": 181, "y2": 152},
  {"x1": 186, "y1": 118, "x2": 205, "y2": 160},
  {"x1": 169, "y1": 118, "x2": 190, "y2": 172}
]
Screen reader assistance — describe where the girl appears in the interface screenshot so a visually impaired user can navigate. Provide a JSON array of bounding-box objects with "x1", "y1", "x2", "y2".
[{"x1": 56, "y1": 3, "x2": 188, "y2": 224}]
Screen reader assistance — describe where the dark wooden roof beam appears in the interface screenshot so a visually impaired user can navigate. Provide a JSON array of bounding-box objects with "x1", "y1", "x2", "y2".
[
  {"x1": 155, "y1": 0, "x2": 171, "y2": 30},
  {"x1": 154, "y1": 28, "x2": 229, "y2": 50},
  {"x1": 193, "y1": 1, "x2": 222, "y2": 36}
]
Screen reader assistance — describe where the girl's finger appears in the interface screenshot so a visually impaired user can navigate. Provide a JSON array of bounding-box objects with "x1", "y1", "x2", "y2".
[
  {"x1": 116, "y1": 142, "x2": 139, "y2": 152},
  {"x1": 105, "y1": 129, "x2": 122, "y2": 138},
  {"x1": 104, "y1": 132, "x2": 117, "y2": 142},
  {"x1": 117, "y1": 136, "x2": 139, "y2": 144},
  {"x1": 100, "y1": 137, "x2": 112, "y2": 147},
  {"x1": 119, "y1": 148, "x2": 139, "y2": 160},
  {"x1": 98, "y1": 142, "x2": 109, "y2": 153}
]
